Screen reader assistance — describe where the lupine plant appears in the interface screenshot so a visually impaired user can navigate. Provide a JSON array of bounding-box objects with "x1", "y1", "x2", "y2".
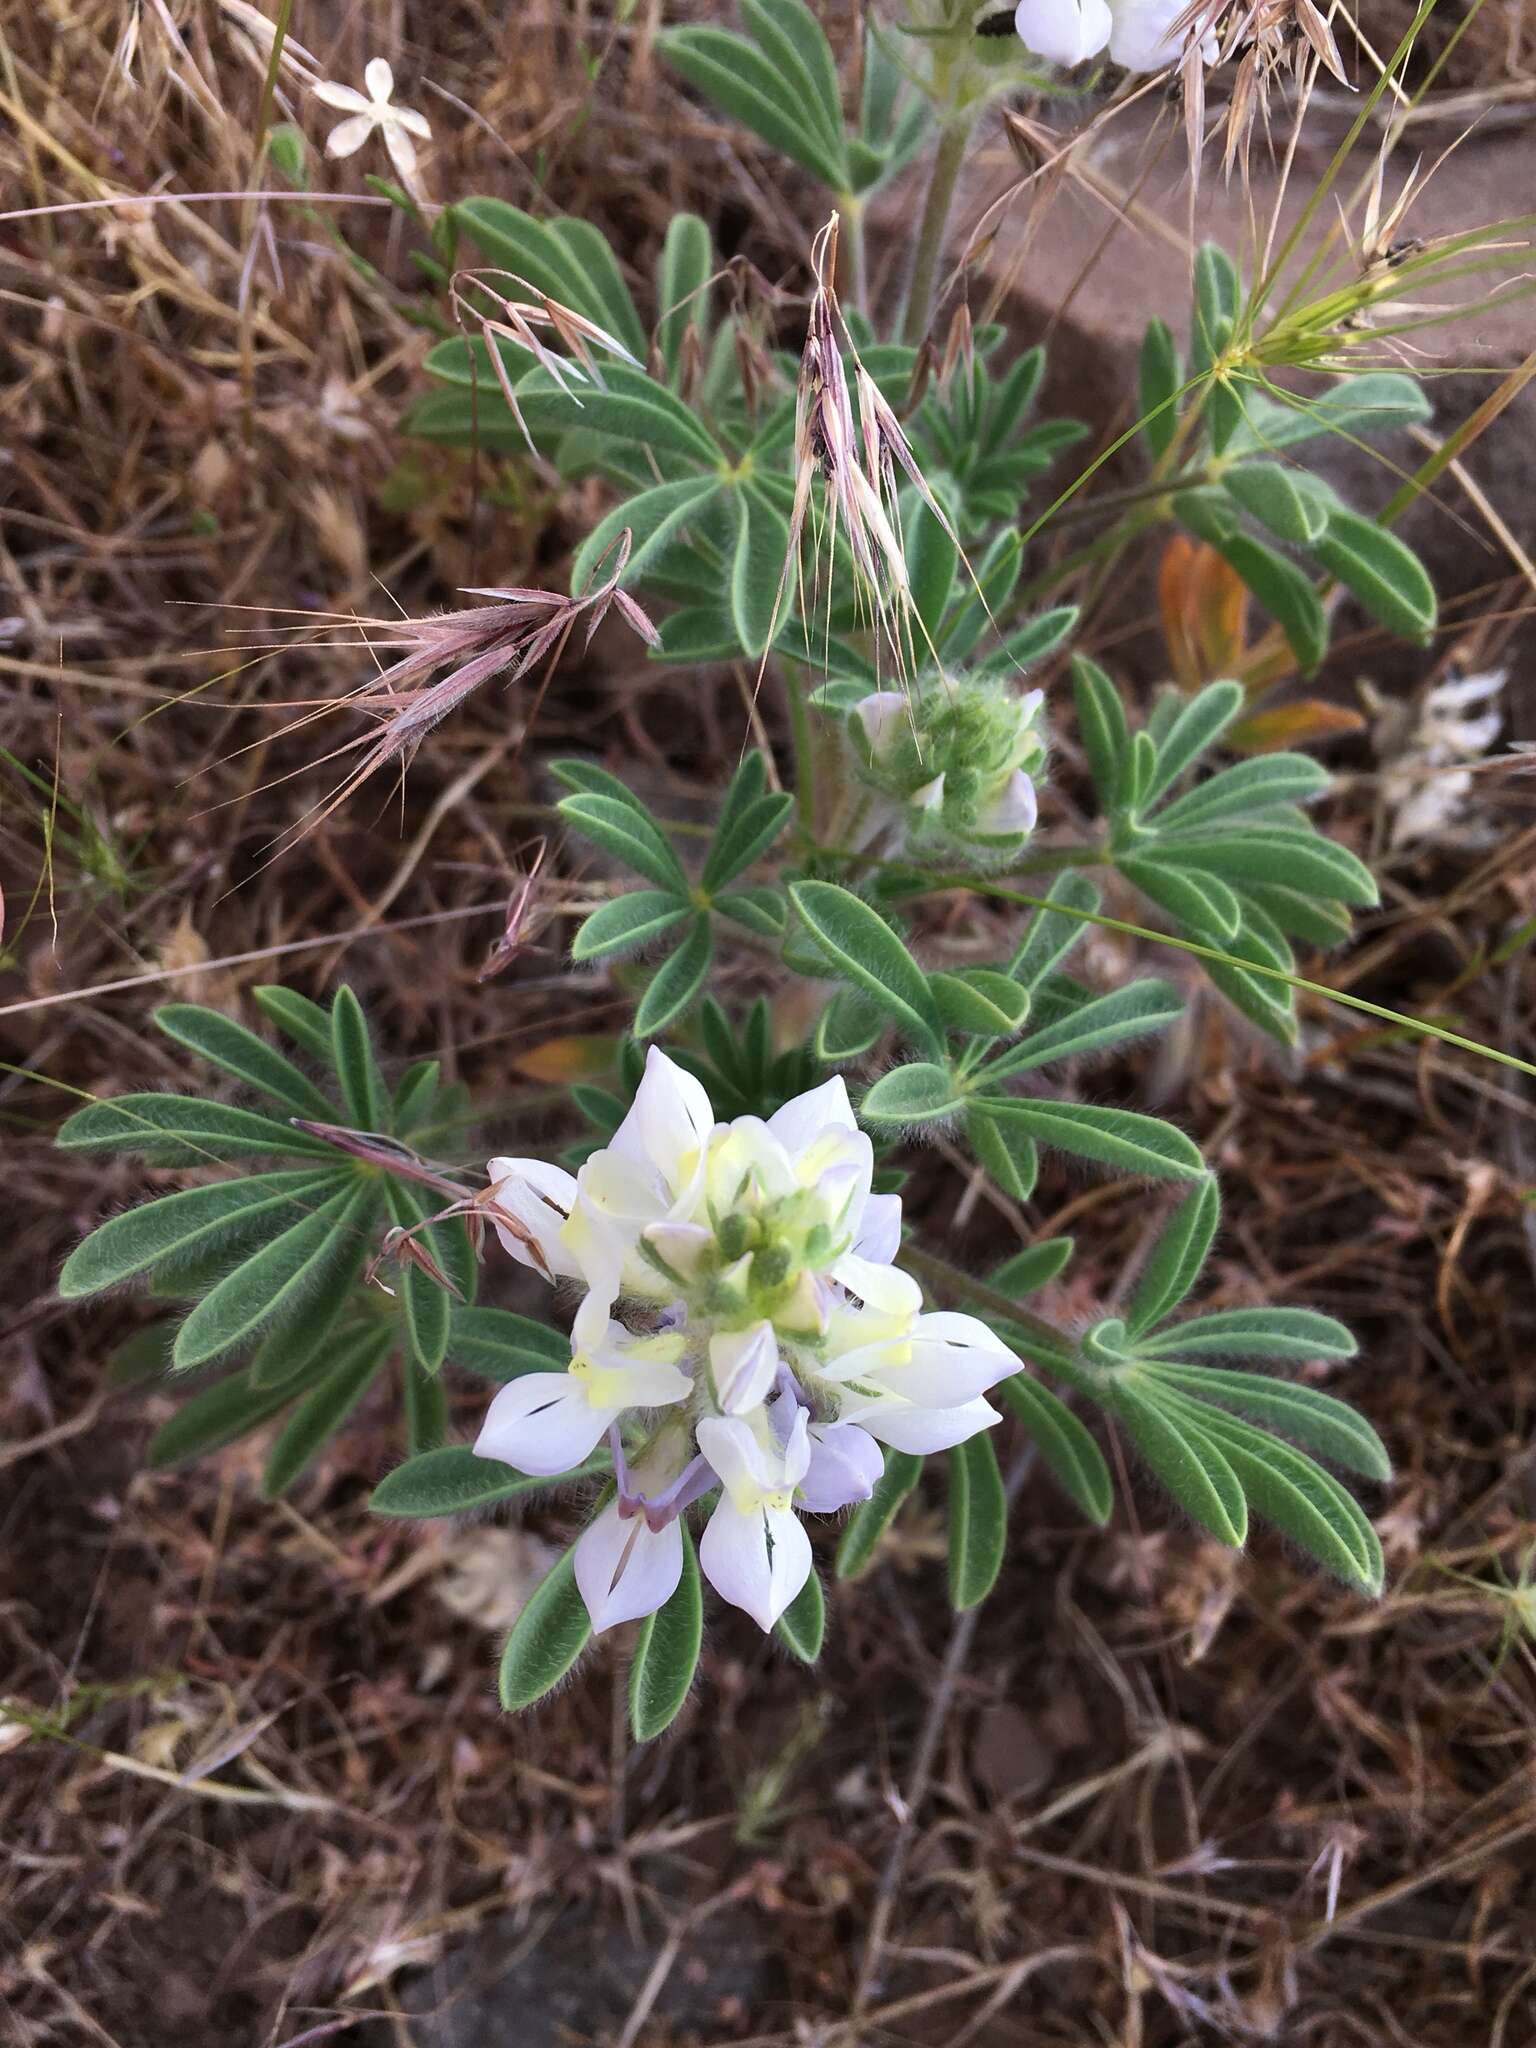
[{"x1": 62, "y1": 0, "x2": 1505, "y2": 1736}]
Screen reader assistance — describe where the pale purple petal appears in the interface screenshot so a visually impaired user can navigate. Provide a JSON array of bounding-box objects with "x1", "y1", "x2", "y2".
[
  {"x1": 474, "y1": 1373, "x2": 610, "y2": 1475},
  {"x1": 575, "y1": 1504, "x2": 683, "y2": 1633},
  {"x1": 983, "y1": 769, "x2": 1037, "y2": 838},
  {"x1": 700, "y1": 1497, "x2": 812, "y2": 1630},
  {"x1": 853, "y1": 691, "x2": 909, "y2": 762},
  {"x1": 711, "y1": 1321, "x2": 780, "y2": 1416},
  {"x1": 799, "y1": 1422, "x2": 883, "y2": 1512},
  {"x1": 853, "y1": 1191, "x2": 902, "y2": 1263}
]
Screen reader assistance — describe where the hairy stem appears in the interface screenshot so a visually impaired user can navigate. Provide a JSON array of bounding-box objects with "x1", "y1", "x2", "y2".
[{"x1": 901, "y1": 117, "x2": 972, "y2": 347}]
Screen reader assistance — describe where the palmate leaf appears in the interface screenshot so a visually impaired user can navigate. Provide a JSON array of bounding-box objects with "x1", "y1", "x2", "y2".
[
  {"x1": 1137, "y1": 1306, "x2": 1357, "y2": 1363},
  {"x1": 836, "y1": 1447, "x2": 923, "y2": 1579},
  {"x1": 789, "y1": 881, "x2": 943, "y2": 1057},
  {"x1": 656, "y1": 212, "x2": 712, "y2": 381},
  {"x1": 56, "y1": 1094, "x2": 335, "y2": 1166},
  {"x1": 558, "y1": 792, "x2": 691, "y2": 894},
  {"x1": 254, "y1": 984, "x2": 335, "y2": 1064},
  {"x1": 630, "y1": 1523, "x2": 703, "y2": 1738},
  {"x1": 633, "y1": 914, "x2": 712, "y2": 1038},
  {"x1": 261, "y1": 1324, "x2": 392, "y2": 1498},
  {"x1": 146, "y1": 1365, "x2": 305, "y2": 1470},
  {"x1": 372, "y1": 1443, "x2": 608, "y2": 1517},
  {"x1": 964, "y1": 1106, "x2": 1038, "y2": 1202},
  {"x1": 1105, "y1": 1375, "x2": 1248, "y2": 1546},
  {"x1": 331, "y1": 984, "x2": 388, "y2": 1132},
  {"x1": 990, "y1": 1236, "x2": 1073, "y2": 1298},
  {"x1": 58, "y1": 1169, "x2": 340, "y2": 1299},
  {"x1": 171, "y1": 1179, "x2": 377, "y2": 1370},
  {"x1": 1124, "y1": 1177, "x2": 1220, "y2": 1338},
  {"x1": 384, "y1": 1178, "x2": 461, "y2": 1375},
  {"x1": 498, "y1": 1544, "x2": 593, "y2": 1710},
  {"x1": 569, "y1": 475, "x2": 726, "y2": 597},
  {"x1": 404, "y1": 1356, "x2": 449, "y2": 1456},
  {"x1": 571, "y1": 892, "x2": 691, "y2": 962},
  {"x1": 660, "y1": 25, "x2": 849, "y2": 191},
  {"x1": 1137, "y1": 1362, "x2": 1389, "y2": 1480},
  {"x1": 1007, "y1": 871, "x2": 1099, "y2": 989},
  {"x1": 153, "y1": 1004, "x2": 334, "y2": 1120},
  {"x1": 996, "y1": 1373, "x2": 1112, "y2": 1524},
  {"x1": 976, "y1": 1097, "x2": 1206, "y2": 1180},
  {"x1": 775, "y1": 1567, "x2": 825, "y2": 1663},
  {"x1": 859, "y1": 1062, "x2": 963, "y2": 1128},
  {"x1": 1313, "y1": 508, "x2": 1436, "y2": 641},
  {"x1": 981, "y1": 980, "x2": 1183, "y2": 1080},
  {"x1": 947, "y1": 1432, "x2": 1007, "y2": 1610}
]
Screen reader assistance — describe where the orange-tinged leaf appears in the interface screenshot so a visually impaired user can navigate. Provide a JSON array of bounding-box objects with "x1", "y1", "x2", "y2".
[
  {"x1": 512, "y1": 1034, "x2": 620, "y2": 1083},
  {"x1": 1158, "y1": 537, "x2": 1249, "y2": 692},
  {"x1": 1230, "y1": 700, "x2": 1366, "y2": 753}
]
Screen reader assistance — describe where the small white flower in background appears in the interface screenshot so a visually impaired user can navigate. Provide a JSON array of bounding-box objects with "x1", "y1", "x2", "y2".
[
  {"x1": 1014, "y1": 0, "x2": 1219, "y2": 69},
  {"x1": 475, "y1": 1050, "x2": 1024, "y2": 1635},
  {"x1": 314, "y1": 59, "x2": 431, "y2": 199},
  {"x1": 1375, "y1": 669, "x2": 1506, "y2": 850}
]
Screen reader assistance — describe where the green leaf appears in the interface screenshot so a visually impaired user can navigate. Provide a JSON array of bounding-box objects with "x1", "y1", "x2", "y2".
[
  {"x1": 1160, "y1": 1396, "x2": 1382, "y2": 1591},
  {"x1": 547, "y1": 216, "x2": 647, "y2": 360},
  {"x1": 253, "y1": 985, "x2": 335, "y2": 1065},
  {"x1": 1165, "y1": 827, "x2": 1378, "y2": 907},
  {"x1": 512, "y1": 361, "x2": 725, "y2": 468},
  {"x1": 559, "y1": 792, "x2": 690, "y2": 893},
  {"x1": 859, "y1": 1061, "x2": 963, "y2": 1127},
  {"x1": 569, "y1": 475, "x2": 725, "y2": 597},
  {"x1": 964, "y1": 1107, "x2": 1038, "y2": 1201},
  {"x1": 404, "y1": 1356, "x2": 449, "y2": 1454},
  {"x1": 928, "y1": 969, "x2": 1030, "y2": 1038},
  {"x1": 774, "y1": 1567, "x2": 825, "y2": 1663},
  {"x1": 703, "y1": 790, "x2": 794, "y2": 894},
  {"x1": 261, "y1": 1326, "x2": 391, "y2": 1497},
  {"x1": 146, "y1": 1368, "x2": 301, "y2": 1470},
  {"x1": 715, "y1": 886, "x2": 786, "y2": 937},
  {"x1": 385, "y1": 1178, "x2": 455, "y2": 1376},
  {"x1": 729, "y1": 483, "x2": 789, "y2": 657},
  {"x1": 1217, "y1": 532, "x2": 1329, "y2": 672},
  {"x1": 453, "y1": 198, "x2": 598, "y2": 325},
  {"x1": 836, "y1": 1448, "x2": 923, "y2": 1579},
  {"x1": 1138, "y1": 318, "x2": 1181, "y2": 461},
  {"x1": 56, "y1": 1094, "x2": 334, "y2": 1167},
  {"x1": 153, "y1": 1005, "x2": 333, "y2": 1120},
  {"x1": 58, "y1": 1170, "x2": 338, "y2": 1300},
  {"x1": 656, "y1": 213, "x2": 712, "y2": 380},
  {"x1": 971, "y1": 605, "x2": 1079, "y2": 680},
  {"x1": 571, "y1": 890, "x2": 690, "y2": 962},
  {"x1": 245, "y1": 1252, "x2": 367, "y2": 1387},
  {"x1": 392, "y1": 1060, "x2": 441, "y2": 1136},
  {"x1": 629, "y1": 1524, "x2": 703, "y2": 1738},
  {"x1": 906, "y1": 495, "x2": 958, "y2": 641},
  {"x1": 990, "y1": 1237, "x2": 1073, "y2": 1298},
  {"x1": 1201, "y1": 912, "x2": 1302, "y2": 1046},
  {"x1": 659, "y1": 26, "x2": 848, "y2": 189},
  {"x1": 633, "y1": 915, "x2": 712, "y2": 1038},
  {"x1": 996, "y1": 1375, "x2": 1112, "y2": 1524},
  {"x1": 815, "y1": 987, "x2": 886, "y2": 1064},
  {"x1": 1071, "y1": 657, "x2": 1132, "y2": 813},
  {"x1": 947, "y1": 1432, "x2": 1007, "y2": 1610},
  {"x1": 1137, "y1": 1363, "x2": 1388, "y2": 1480},
  {"x1": 1137, "y1": 1306, "x2": 1357, "y2": 1363},
  {"x1": 104, "y1": 1319, "x2": 175, "y2": 1386},
  {"x1": 1106, "y1": 1377, "x2": 1247, "y2": 1545},
  {"x1": 1225, "y1": 372, "x2": 1428, "y2": 456},
  {"x1": 1155, "y1": 753, "x2": 1330, "y2": 832},
  {"x1": 789, "y1": 881, "x2": 942, "y2": 1055},
  {"x1": 1190, "y1": 243, "x2": 1239, "y2": 385},
  {"x1": 449, "y1": 1306, "x2": 568, "y2": 1381},
  {"x1": 1241, "y1": 881, "x2": 1354, "y2": 949},
  {"x1": 1007, "y1": 871, "x2": 1099, "y2": 989},
  {"x1": 373, "y1": 1443, "x2": 607, "y2": 1517},
  {"x1": 498, "y1": 1544, "x2": 592, "y2": 1710},
  {"x1": 1119, "y1": 855, "x2": 1243, "y2": 942},
  {"x1": 983, "y1": 980, "x2": 1183, "y2": 1078},
  {"x1": 172, "y1": 1180, "x2": 374, "y2": 1371},
  {"x1": 330, "y1": 985, "x2": 387, "y2": 1132},
  {"x1": 980, "y1": 1097, "x2": 1205, "y2": 1180},
  {"x1": 1143, "y1": 681, "x2": 1245, "y2": 803},
  {"x1": 1222, "y1": 461, "x2": 1331, "y2": 545},
  {"x1": 1126, "y1": 1177, "x2": 1220, "y2": 1337},
  {"x1": 741, "y1": 0, "x2": 845, "y2": 160},
  {"x1": 1314, "y1": 509, "x2": 1436, "y2": 641}
]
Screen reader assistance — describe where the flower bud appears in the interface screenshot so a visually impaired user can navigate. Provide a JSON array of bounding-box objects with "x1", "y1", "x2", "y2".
[{"x1": 848, "y1": 680, "x2": 1048, "y2": 866}]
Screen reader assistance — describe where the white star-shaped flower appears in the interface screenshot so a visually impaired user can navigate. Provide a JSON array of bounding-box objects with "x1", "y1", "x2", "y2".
[{"x1": 314, "y1": 59, "x2": 430, "y2": 197}]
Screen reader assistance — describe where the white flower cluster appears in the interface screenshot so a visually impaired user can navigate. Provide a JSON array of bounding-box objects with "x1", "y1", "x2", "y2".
[
  {"x1": 1013, "y1": 0, "x2": 1219, "y2": 71},
  {"x1": 475, "y1": 1051, "x2": 1023, "y2": 1634}
]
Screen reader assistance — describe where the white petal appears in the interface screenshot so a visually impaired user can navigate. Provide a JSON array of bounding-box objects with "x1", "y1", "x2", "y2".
[
  {"x1": 983, "y1": 769, "x2": 1038, "y2": 838},
  {"x1": 833, "y1": 1252, "x2": 923, "y2": 1317},
  {"x1": 575, "y1": 1504, "x2": 683, "y2": 1633},
  {"x1": 700, "y1": 1497, "x2": 812, "y2": 1630},
  {"x1": 364, "y1": 56, "x2": 395, "y2": 103},
  {"x1": 854, "y1": 691, "x2": 910, "y2": 761},
  {"x1": 799, "y1": 1422, "x2": 883, "y2": 1513},
  {"x1": 778, "y1": 1400, "x2": 812, "y2": 1487},
  {"x1": 643, "y1": 1219, "x2": 715, "y2": 1281},
  {"x1": 394, "y1": 106, "x2": 432, "y2": 139},
  {"x1": 912, "y1": 772, "x2": 946, "y2": 814},
  {"x1": 696, "y1": 1413, "x2": 772, "y2": 1507},
  {"x1": 383, "y1": 122, "x2": 419, "y2": 185},
  {"x1": 487, "y1": 1157, "x2": 583, "y2": 1281},
  {"x1": 852, "y1": 1395, "x2": 1001, "y2": 1454},
  {"x1": 853, "y1": 1191, "x2": 902, "y2": 1263},
  {"x1": 897, "y1": 1311, "x2": 1022, "y2": 1404},
  {"x1": 711, "y1": 1321, "x2": 780, "y2": 1416},
  {"x1": 474, "y1": 1373, "x2": 611, "y2": 1475},
  {"x1": 615, "y1": 1047, "x2": 716, "y2": 1194},
  {"x1": 1015, "y1": 0, "x2": 1112, "y2": 64},
  {"x1": 1107, "y1": 0, "x2": 1189, "y2": 69},
  {"x1": 324, "y1": 113, "x2": 375, "y2": 159},
  {"x1": 767, "y1": 1074, "x2": 858, "y2": 1154},
  {"x1": 313, "y1": 81, "x2": 371, "y2": 112}
]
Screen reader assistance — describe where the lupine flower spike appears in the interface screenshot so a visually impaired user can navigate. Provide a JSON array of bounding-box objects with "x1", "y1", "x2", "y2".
[{"x1": 475, "y1": 1050, "x2": 1027, "y2": 1633}]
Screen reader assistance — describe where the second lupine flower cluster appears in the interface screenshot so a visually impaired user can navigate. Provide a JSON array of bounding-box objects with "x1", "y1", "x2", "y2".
[{"x1": 475, "y1": 1051, "x2": 1024, "y2": 1633}]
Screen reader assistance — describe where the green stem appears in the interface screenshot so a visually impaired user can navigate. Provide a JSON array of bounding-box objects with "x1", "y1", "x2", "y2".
[
  {"x1": 901, "y1": 1243, "x2": 1077, "y2": 1366},
  {"x1": 901, "y1": 117, "x2": 972, "y2": 347}
]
